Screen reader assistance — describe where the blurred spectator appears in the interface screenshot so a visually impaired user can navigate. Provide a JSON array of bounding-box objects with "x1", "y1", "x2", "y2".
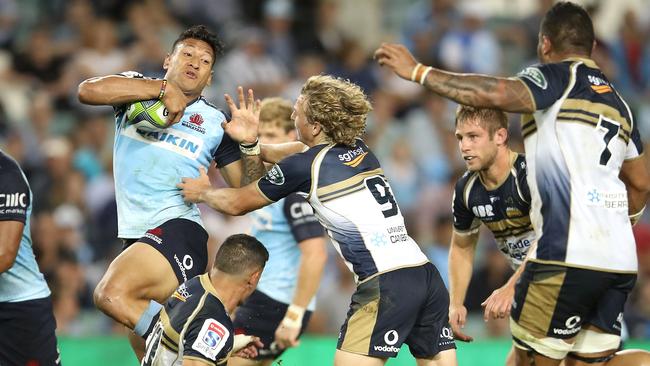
[
  {"x1": 422, "y1": 214, "x2": 454, "y2": 288},
  {"x1": 438, "y1": 1, "x2": 501, "y2": 74}
]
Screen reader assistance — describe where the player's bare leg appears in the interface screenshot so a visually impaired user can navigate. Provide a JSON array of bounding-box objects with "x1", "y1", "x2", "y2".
[
  {"x1": 94, "y1": 243, "x2": 180, "y2": 359},
  {"x1": 514, "y1": 347, "x2": 563, "y2": 366},
  {"x1": 416, "y1": 348, "x2": 458, "y2": 366},
  {"x1": 505, "y1": 346, "x2": 516, "y2": 366},
  {"x1": 564, "y1": 349, "x2": 650, "y2": 366},
  {"x1": 334, "y1": 350, "x2": 387, "y2": 366},
  {"x1": 228, "y1": 357, "x2": 274, "y2": 366}
]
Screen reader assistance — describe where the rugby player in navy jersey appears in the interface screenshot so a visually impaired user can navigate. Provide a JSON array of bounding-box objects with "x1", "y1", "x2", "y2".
[
  {"x1": 179, "y1": 75, "x2": 458, "y2": 366},
  {"x1": 376, "y1": 2, "x2": 650, "y2": 365},
  {"x1": 229, "y1": 98, "x2": 327, "y2": 366},
  {"x1": 0, "y1": 149, "x2": 60, "y2": 365},
  {"x1": 142, "y1": 234, "x2": 267, "y2": 366},
  {"x1": 77, "y1": 25, "x2": 266, "y2": 359}
]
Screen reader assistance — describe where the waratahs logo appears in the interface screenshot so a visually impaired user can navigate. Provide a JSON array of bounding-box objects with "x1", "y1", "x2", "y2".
[
  {"x1": 190, "y1": 113, "x2": 204, "y2": 125},
  {"x1": 182, "y1": 113, "x2": 206, "y2": 134}
]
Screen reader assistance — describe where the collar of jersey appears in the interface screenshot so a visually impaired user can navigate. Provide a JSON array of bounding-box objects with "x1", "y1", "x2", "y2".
[{"x1": 561, "y1": 57, "x2": 599, "y2": 69}]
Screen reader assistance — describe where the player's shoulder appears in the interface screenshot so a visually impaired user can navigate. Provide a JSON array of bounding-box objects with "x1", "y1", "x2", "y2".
[
  {"x1": 513, "y1": 153, "x2": 527, "y2": 175},
  {"x1": 455, "y1": 169, "x2": 478, "y2": 193},
  {"x1": 0, "y1": 151, "x2": 24, "y2": 180},
  {"x1": 194, "y1": 97, "x2": 229, "y2": 121},
  {"x1": 517, "y1": 62, "x2": 571, "y2": 89}
]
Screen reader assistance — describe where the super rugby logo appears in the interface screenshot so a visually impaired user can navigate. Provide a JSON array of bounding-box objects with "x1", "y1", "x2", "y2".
[
  {"x1": 339, "y1": 146, "x2": 367, "y2": 167},
  {"x1": 192, "y1": 319, "x2": 230, "y2": 360}
]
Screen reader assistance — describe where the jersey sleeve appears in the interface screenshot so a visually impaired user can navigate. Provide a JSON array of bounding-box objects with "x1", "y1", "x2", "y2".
[
  {"x1": 0, "y1": 165, "x2": 30, "y2": 223},
  {"x1": 452, "y1": 179, "x2": 480, "y2": 234},
  {"x1": 625, "y1": 121, "x2": 644, "y2": 160},
  {"x1": 113, "y1": 71, "x2": 147, "y2": 117},
  {"x1": 283, "y1": 193, "x2": 325, "y2": 243},
  {"x1": 516, "y1": 156, "x2": 531, "y2": 203},
  {"x1": 184, "y1": 317, "x2": 233, "y2": 365},
  {"x1": 516, "y1": 63, "x2": 570, "y2": 111},
  {"x1": 257, "y1": 153, "x2": 312, "y2": 203},
  {"x1": 212, "y1": 131, "x2": 240, "y2": 168}
]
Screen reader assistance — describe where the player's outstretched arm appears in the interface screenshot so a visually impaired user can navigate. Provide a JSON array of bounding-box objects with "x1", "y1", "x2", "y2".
[
  {"x1": 448, "y1": 230, "x2": 479, "y2": 342},
  {"x1": 275, "y1": 236, "x2": 328, "y2": 349},
  {"x1": 177, "y1": 167, "x2": 270, "y2": 216},
  {"x1": 261, "y1": 142, "x2": 308, "y2": 164},
  {"x1": 374, "y1": 43, "x2": 535, "y2": 114},
  {"x1": 220, "y1": 87, "x2": 266, "y2": 186},
  {"x1": 620, "y1": 155, "x2": 650, "y2": 224}
]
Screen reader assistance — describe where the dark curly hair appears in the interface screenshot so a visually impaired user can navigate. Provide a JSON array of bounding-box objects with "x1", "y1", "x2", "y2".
[{"x1": 172, "y1": 25, "x2": 224, "y2": 64}]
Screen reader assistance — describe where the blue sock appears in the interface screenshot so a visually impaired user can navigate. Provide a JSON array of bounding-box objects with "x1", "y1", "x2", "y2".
[{"x1": 134, "y1": 300, "x2": 163, "y2": 338}]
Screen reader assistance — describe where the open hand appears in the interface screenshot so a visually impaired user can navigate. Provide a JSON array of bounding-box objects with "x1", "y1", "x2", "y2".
[
  {"x1": 374, "y1": 43, "x2": 420, "y2": 82},
  {"x1": 222, "y1": 86, "x2": 261, "y2": 144},
  {"x1": 177, "y1": 167, "x2": 211, "y2": 203},
  {"x1": 449, "y1": 304, "x2": 473, "y2": 342}
]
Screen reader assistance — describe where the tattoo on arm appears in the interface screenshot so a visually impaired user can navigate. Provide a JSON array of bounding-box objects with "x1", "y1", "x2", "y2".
[
  {"x1": 241, "y1": 155, "x2": 266, "y2": 185},
  {"x1": 423, "y1": 69, "x2": 535, "y2": 113}
]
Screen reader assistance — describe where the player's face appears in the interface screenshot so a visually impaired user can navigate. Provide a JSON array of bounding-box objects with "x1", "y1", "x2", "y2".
[
  {"x1": 163, "y1": 38, "x2": 214, "y2": 96},
  {"x1": 259, "y1": 123, "x2": 295, "y2": 144},
  {"x1": 292, "y1": 96, "x2": 312, "y2": 145},
  {"x1": 455, "y1": 119, "x2": 498, "y2": 171}
]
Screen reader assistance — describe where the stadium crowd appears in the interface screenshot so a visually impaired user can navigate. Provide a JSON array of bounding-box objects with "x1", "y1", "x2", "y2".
[{"x1": 1, "y1": 0, "x2": 650, "y2": 341}]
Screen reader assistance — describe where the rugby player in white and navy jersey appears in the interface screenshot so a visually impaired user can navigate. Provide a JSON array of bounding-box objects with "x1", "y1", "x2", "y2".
[
  {"x1": 446, "y1": 107, "x2": 534, "y2": 364},
  {"x1": 178, "y1": 76, "x2": 458, "y2": 366},
  {"x1": 376, "y1": 2, "x2": 650, "y2": 365},
  {"x1": 78, "y1": 25, "x2": 266, "y2": 359},
  {"x1": 0, "y1": 150, "x2": 60, "y2": 365}
]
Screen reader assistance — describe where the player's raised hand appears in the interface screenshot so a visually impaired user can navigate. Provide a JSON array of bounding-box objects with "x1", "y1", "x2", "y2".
[
  {"x1": 232, "y1": 335, "x2": 264, "y2": 359},
  {"x1": 177, "y1": 167, "x2": 211, "y2": 203},
  {"x1": 374, "y1": 43, "x2": 420, "y2": 82},
  {"x1": 449, "y1": 304, "x2": 474, "y2": 342},
  {"x1": 481, "y1": 283, "x2": 515, "y2": 321},
  {"x1": 222, "y1": 86, "x2": 261, "y2": 145},
  {"x1": 161, "y1": 80, "x2": 187, "y2": 126}
]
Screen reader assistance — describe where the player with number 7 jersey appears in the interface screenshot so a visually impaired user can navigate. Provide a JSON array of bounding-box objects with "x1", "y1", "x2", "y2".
[{"x1": 177, "y1": 75, "x2": 458, "y2": 366}]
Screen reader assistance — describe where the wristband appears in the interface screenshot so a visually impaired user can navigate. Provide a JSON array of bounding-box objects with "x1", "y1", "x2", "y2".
[
  {"x1": 158, "y1": 79, "x2": 167, "y2": 99},
  {"x1": 419, "y1": 66, "x2": 432, "y2": 85},
  {"x1": 630, "y1": 206, "x2": 646, "y2": 226},
  {"x1": 410, "y1": 63, "x2": 422, "y2": 82},
  {"x1": 239, "y1": 138, "x2": 261, "y2": 155},
  {"x1": 280, "y1": 304, "x2": 305, "y2": 329}
]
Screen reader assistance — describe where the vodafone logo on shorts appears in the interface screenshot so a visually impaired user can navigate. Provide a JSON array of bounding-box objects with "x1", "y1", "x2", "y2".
[
  {"x1": 373, "y1": 330, "x2": 400, "y2": 353},
  {"x1": 174, "y1": 254, "x2": 194, "y2": 282}
]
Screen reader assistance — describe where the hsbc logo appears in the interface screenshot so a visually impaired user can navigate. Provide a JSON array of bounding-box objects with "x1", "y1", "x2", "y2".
[
  {"x1": 472, "y1": 204, "x2": 494, "y2": 218},
  {"x1": 0, "y1": 193, "x2": 27, "y2": 208},
  {"x1": 290, "y1": 202, "x2": 314, "y2": 219}
]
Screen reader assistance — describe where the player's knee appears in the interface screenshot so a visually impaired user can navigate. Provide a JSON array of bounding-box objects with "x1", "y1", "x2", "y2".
[{"x1": 93, "y1": 279, "x2": 126, "y2": 317}]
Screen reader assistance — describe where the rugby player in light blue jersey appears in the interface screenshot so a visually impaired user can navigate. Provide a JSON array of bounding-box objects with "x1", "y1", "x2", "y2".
[
  {"x1": 0, "y1": 149, "x2": 60, "y2": 365},
  {"x1": 230, "y1": 98, "x2": 327, "y2": 366},
  {"x1": 77, "y1": 25, "x2": 266, "y2": 359}
]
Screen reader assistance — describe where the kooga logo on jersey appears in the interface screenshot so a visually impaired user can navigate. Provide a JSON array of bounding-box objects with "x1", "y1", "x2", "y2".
[{"x1": 122, "y1": 125, "x2": 203, "y2": 159}]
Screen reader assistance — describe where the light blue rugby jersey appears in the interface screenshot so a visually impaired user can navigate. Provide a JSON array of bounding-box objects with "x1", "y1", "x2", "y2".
[
  {"x1": 0, "y1": 150, "x2": 50, "y2": 302},
  {"x1": 113, "y1": 72, "x2": 240, "y2": 239},
  {"x1": 251, "y1": 194, "x2": 324, "y2": 311}
]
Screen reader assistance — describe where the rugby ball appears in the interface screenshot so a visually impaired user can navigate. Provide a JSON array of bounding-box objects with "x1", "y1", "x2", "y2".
[{"x1": 126, "y1": 99, "x2": 169, "y2": 131}]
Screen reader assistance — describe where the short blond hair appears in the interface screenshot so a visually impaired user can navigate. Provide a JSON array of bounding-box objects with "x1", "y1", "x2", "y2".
[
  {"x1": 300, "y1": 75, "x2": 372, "y2": 146},
  {"x1": 259, "y1": 97, "x2": 294, "y2": 133},
  {"x1": 455, "y1": 105, "x2": 508, "y2": 137}
]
